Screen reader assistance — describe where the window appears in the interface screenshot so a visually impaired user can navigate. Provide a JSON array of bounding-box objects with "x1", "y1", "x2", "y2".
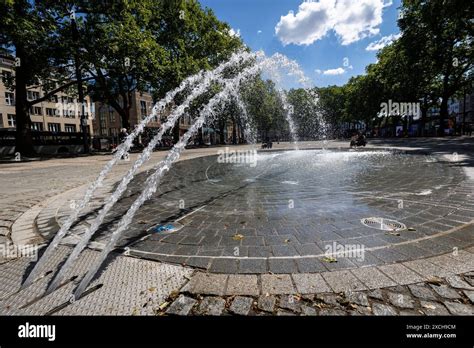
[
  {"x1": 27, "y1": 91, "x2": 40, "y2": 101},
  {"x1": 48, "y1": 123, "x2": 60, "y2": 132},
  {"x1": 1, "y1": 70, "x2": 12, "y2": 83},
  {"x1": 63, "y1": 108, "x2": 75, "y2": 118},
  {"x1": 7, "y1": 114, "x2": 16, "y2": 127},
  {"x1": 109, "y1": 109, "x2": 115, "y2": 122},
  {"x1": 45, "y1": 108, "x2": 57, "y2": 117},
  {"x1": 32, "y1": 122, "x2": 43, "y2": 131},
  {"x1": 110, "y1": 128, "x2": 118, "y2": 137},
  {"x1": 64, "y1": 124, "x2": 76, "y2": 132},
  {"x1": 29, "y1": 106, "x2": 42, "y2": 115},
  {"x1": 5, "y1": 92, "x2": 14, "y2": 106},
  {"x1": 47, "y1": 94, "x2": 58, "y2": 103},
  {"x1": 140, "y1": 100, "x2": 147, "y2": 119}
]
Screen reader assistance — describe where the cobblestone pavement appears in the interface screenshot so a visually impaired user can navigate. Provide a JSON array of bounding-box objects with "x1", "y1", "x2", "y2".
[
  {"x1": 163, "y1": 270, "x2": 474, "y2": 316},
  {"x1": 1, "y1": 138, "x2": 474, "y2": 315}
]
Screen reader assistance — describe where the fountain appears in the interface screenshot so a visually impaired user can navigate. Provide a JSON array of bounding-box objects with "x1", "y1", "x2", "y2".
[
  {"x1": 22, "y1": 49, "x2": 255, "y2": 289},
  {"x1": 24, "y1": 49, "x2": 322, "y2": 300}
]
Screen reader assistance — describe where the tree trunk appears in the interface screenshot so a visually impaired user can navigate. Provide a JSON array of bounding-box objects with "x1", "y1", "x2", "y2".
[
  {"x1": 14, "y1": 45, "x2": 36, "y2": 157},
  {"x1": 232, "y1": 117, "x2": 237, "y2": 144},
  {"x1": 117, "y1": 105, "x2": 131, "y2": 131},
  {"x1": 197, "y1": 127, "x2": 203, "y2": 145},
  {"x1": 420, "y1": 97, "x2": 428, "y2": 137},
  {"x1": 172, "y1": 124, "x2": 179, "y2": 144},
  {"x1": 219, "y1": 120, "x2": 225, "y2": 144},
  {"x1": 462, "y1": 89, "x2": 467, "y2": 135},
  {"x1": 403, "y1": 115, "x2": 408, "y2": 135},
  {"x1": 439, "y1": 96, "x2": 448, "y2": 136}
]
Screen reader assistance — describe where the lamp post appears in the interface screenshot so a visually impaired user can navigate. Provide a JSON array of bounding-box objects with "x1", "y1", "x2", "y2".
[{"x1": 70, "y1": 10, "x2": 89, "y2": 154}]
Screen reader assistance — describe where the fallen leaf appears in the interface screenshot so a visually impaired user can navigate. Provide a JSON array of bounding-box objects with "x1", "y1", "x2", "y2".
[
  {"x1": 138, "y1": 220, "x2": 148, "y2": 224},
  {"x1": 148, "y1": 287, "x2": 156, "y2": 292},
  {"x1": 322, "y1": 256, "x2": 337, "y2": 263},
  {"x1": 408, "y1": 227, "x2": 416, "y2": 231},
  {"x1": 169, "y1": 290, "x2": 180, "y2": 300},
  {"x1": 348, "y1": 303, "x2": 358, "y2": 310},
  {"x1": 158, "y1": 301, "x2": 170, "y2": 310},
  {"x1": 426, "y1": 276, "x2": 443, "y2": 286},
  {"x1": 284, "y1": 239, "x2": 291, "y2": 243},
  {"x1": 387, "y1": 231, "x2": 400, "y2": 236},
  {"x1": 338, "y1": 298, "x2": 349, "y2": 305},
  {"x1": 422, "y1": 303, "x2": 436, "y2": 310},
  {"x1": 232, "y1": 233, "x2": 244, "y2": 241}
]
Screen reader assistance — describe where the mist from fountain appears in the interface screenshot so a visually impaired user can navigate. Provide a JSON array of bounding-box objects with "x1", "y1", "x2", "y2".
[
  {"x1": 71, "y1": 52, "x2": 314, "y2": 299},
  {"x1": 22, "y1": 49, "x2": 255, "y2": 289},
  {"x1": 45, "y1": 53, "x2": 264, "y2": 293}
]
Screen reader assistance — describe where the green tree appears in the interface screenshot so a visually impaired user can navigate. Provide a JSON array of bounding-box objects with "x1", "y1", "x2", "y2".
[
  {"x1": 374, "y1": 38, "x2": 438, "y2": 135},
  {"x1": 316, "y1": 86, "x2": 346, "y2": 137},
  {"x1": 241, "y1": 77, "x2": 285, "y2": 141},
  {"x1": 0, "y1": 0, "x2": 88, "y2": 156},
  {"x1": 68, "y1": 0, "x2": 168, "y2": 130},
  {"x1": 399, "y1": 0, "x2": 474, "y2": 135},
  {"x1": 343, "y1": 68, "x2": 385, "y2": 133}
]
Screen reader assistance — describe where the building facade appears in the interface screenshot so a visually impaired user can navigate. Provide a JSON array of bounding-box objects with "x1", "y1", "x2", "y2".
[
  {"x1": 92, "y1": 91, "x2": 160, "y2": 148},
  {"x1": 0, "y1": 55, "x2": 94, "y2": 134}
]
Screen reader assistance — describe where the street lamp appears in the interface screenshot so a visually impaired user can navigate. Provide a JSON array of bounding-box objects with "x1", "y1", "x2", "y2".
[{"x1": 70, "y1": 9, "x2": 89, "y2": 154}]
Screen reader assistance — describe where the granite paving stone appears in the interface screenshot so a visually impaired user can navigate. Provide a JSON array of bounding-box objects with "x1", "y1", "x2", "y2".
[
  {"x1": 229, "y1": 296, "x2": 254, "y2": 315},
  {"x1": 257, "y1": 295, "x2": 276, "y2": 313}
]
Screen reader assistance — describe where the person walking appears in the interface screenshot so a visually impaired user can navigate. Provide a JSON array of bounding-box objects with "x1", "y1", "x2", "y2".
[{"x1": 119, "y1": 128, "x2": 129, "y2": 160}]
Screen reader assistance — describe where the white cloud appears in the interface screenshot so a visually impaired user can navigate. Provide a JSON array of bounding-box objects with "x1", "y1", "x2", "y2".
[
  {"x1": 257, "y1": 30, "x2": 262, "y2": 34},
  {"x1": 275, "y1": 0, "x2": 393, "y2": 46},
  {"x1": 315, "y1": 69, "x2": 322, "y2": 74},
  {"x1": 365, "y1": 33, "x2": 401, "y2": 51},
  {"x1": 322, "y1": 67, "x2": 346, "y2": 75},
  {"x1": 229, "y1": 28, "x2": 241, "y2": 37}
]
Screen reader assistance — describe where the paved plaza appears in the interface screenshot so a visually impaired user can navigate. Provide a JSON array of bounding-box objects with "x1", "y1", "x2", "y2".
[{"x1": 0, "y1": 138, "x2": 473, "y2": 315}]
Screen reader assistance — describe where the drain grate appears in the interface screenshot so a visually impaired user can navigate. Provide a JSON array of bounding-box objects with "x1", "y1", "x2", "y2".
[{"x1": 361, "y1": 217, "x2": 406, "y2": 231}]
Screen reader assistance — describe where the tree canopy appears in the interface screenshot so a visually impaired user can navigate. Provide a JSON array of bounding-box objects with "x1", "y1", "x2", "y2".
[{"x1": 0, "y1": 0, "x2": 243, "y2": 154}]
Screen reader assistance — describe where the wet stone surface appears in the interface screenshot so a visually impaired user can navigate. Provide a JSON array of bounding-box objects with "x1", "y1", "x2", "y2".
[{"x1": 43, "y1": 149, "x2": 474, "y2": 274}]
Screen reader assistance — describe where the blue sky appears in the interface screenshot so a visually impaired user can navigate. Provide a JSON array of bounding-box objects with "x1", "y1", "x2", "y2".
[{"x1": 200, "y1": 0, "x2": 402, "y2": 87}]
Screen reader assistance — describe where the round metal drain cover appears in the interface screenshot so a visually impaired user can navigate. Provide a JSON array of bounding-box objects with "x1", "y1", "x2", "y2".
[{"x1": 361, "y1": 217, "x2": 406, "y2": 231}]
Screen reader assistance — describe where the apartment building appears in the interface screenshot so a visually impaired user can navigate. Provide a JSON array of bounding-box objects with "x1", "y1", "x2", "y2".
[
  {"x1": 0, "y1": 55, "x2": 94, "y2": 134},
  {"x1": 93, "y1": 91, "x2": 161, "y2": 149}
]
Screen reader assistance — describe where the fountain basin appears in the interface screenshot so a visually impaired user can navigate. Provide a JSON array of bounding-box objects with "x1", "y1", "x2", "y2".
[{"x1": 57, "y1": 148, "x2": 474, "y2": 273}]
